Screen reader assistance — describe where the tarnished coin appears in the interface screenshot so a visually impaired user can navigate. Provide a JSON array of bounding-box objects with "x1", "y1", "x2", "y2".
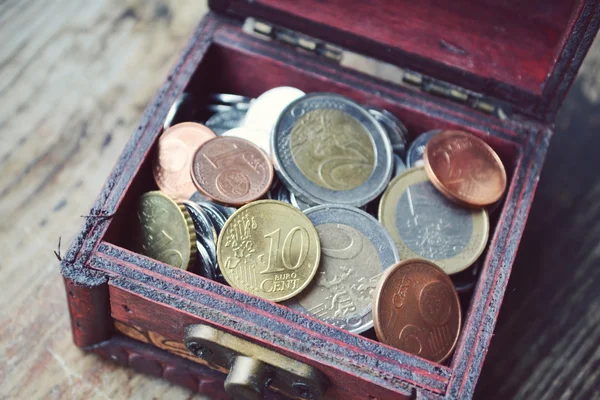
[
  {"x1": 406, "y1": 130, "x2": 441, "y2": 167},
  {"x1": 378, "y1": 167, "x2": 488, "y2": 275},
  {"x1": 285, "y1": 205, "x2": 399, "y2": 333},
  {"x1": 206, "y1": 108, "x2": 247, "y2": 135},
  {"x1": 372, "y1": 259, "x2": 461, "y2": 363},
  {"x1": 367, "y1": 107, "x2": 409, "y2": 156},
  {"x1": 221, "y1": 127, "x2": 271, "y2": 157},
  {"x1": 273, "y1": 93, "x2": 393, "y2": 207},
  {"x1": 191, "y1": 137, "x2": 274, "y2": 207},
  {"x1": 217, "y1": 200, "x2": 321, "y2": 302},
  {"x1": 153, "y1": 122, "x2": 217, "y2": 200},
  {"x1": 133, "y1": 191, "x2": 196, "y2": 270},
  {"x1": 243, "y1": 86, "x2": 305, "y2": 134},
  {"x1": 424, "y1": 130, "x2": 507, "y2": 207}
]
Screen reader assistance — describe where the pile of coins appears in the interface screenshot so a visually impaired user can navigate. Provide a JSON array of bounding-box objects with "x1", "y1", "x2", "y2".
[{"x1": 131, "y1": 87, "x2": 507, "y2": 364}]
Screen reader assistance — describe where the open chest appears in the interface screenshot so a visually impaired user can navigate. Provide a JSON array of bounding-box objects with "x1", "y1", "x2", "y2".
[{"x1": 61, "y1": 1, "x2": 600, "y2": 399}]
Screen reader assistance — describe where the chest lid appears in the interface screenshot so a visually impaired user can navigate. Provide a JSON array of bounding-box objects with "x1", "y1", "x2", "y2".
[{"x1": 210, "y1": 0, "x2": 599, "y2": 122}]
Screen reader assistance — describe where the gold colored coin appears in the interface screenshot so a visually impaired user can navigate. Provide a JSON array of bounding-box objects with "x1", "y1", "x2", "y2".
[
  {"x1": 133, "y1": 191, "x2": 196, "y2": 270},
  {"x1": 217, "y1": 200, "x2": 321, "y2": 302},
  {"x1": 378, "y1": 167, "x2": 488, "y2": 275},
  {"x1": 289, "y1": 109, "x2": 375, "y2": 190}
]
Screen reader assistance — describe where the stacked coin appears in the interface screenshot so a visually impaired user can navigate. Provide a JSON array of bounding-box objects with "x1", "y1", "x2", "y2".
[{"x1": 129, "y1": 87, "x2": 509, "y2": 364}]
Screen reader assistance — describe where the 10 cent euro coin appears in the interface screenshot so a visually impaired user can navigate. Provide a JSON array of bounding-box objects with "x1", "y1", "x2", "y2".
[{"x1": 216, "y1": 200, "x2": 321, "y2": 302}]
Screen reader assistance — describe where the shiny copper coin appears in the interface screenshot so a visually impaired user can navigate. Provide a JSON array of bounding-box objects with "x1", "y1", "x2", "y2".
[
  {"x1": 373, "y1": 259, "x2": 461, "y2": 363},
  {"x1": 153, "y1": 122, "x2": 217, "y2": 200},
  {"x1": 191, "y1": 137, "x2": 274, "y2": 207},
  {"x1": 423, "y1": 130, "x2": 506, "y2": 207}
]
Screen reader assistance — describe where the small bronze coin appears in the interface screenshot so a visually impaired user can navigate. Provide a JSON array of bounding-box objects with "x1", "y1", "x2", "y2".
[
  {"x1": 373, "y1": 259, "x2": 461, "y2": 363},
  {"x1": 423, "y1": 130, "x2": 507, "y2": 207},
  {"x1": 191, "y1": 137, "x2": 274, "y2": 207},
  {"x1": 153, "y1": 122, "x2": 217, "y2": 200}
]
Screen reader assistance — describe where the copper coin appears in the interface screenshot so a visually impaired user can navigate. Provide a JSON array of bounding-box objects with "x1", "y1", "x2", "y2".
[
  {"x1": 153, "y1": 122, "x2": 217, "y2": 200},
  {"x1": 191, "y1": 137, "x2": 274, "y2": 206},
  {"x1": 372, "y1": 259, "x2": 461, "y2": 363},
  {"x1": 423, "y1": 130, "x2": 506, "y2": 207}
]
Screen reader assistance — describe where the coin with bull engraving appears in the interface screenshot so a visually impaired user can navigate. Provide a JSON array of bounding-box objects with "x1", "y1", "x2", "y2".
[
  {"x1": 285, "y1": 205, "x2": 399, "y2": 333},
  {"x1": 217, "y1": 200, "x2": 320, "y2": 302},
  {"x1": 133, "y1": 191, "x2": 196, "y2": 270},
  {"x1": 273, "y1": 93, "x2": 393, "y2": 207},
  {"x1": 372, "y1": 259, "x2": 461, "y2": 363},
  {"x1": 153, "y1": 122, "x2": 216, "y2": 200},
  {"x1": 406, "y1": 130, "x2": 442, "y2": 167},
  {"x1": 378, "y1": 167, "x2": 488, "y2": 275},
  {"x1": 191, "y1": 137, "x2": 274, "y2": 207}
]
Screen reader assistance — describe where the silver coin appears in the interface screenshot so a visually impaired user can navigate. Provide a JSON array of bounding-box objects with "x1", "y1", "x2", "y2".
[
  {"x1": 195, "y1": 201, "x2": 229, "y2": 234},
  {"x1": 220, "y1": 126, "x2": 272, "y2": 157},
  {"x1": 183, "y1": 201, "x2": 218, "y2": 262},
  {"x1": 205, "y1": 108, "x2": 247, "y2": 135},
  {"x1": 285, "y1": 204, "x2": 399, "y2": 333},
  {"x1": 367, "y1": 107, "x2": 408, "y2": 156},
  {"x1": 393, "y1": 154, "x2": 407, "y2": 176},
  {"x1": 207, "y1": 103, "x2": 250, "y2": 113},
  {"x1": 273, "y1": 93, "x2": 393, "y2": 208},
  {"x1": 243, "y1": 86, "x2": 305, "y2": 134},
  {"x1": 163, "y1": 92, "x2": 199, "y2": 130},
  {"x1": 289, "y1": 192, "x2": 312, "y2": 211},
  {"x1": 209, "y1": 93, "x2": 253, "y2": 105},
  {"x1": 406, "y1": 129, "x2": 442, "y2": 167},
  {"x1": 195, "y1": 239, "x2": 216, "y2": 280}
]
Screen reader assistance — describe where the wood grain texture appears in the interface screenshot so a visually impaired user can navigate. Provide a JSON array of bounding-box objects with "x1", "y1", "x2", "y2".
[
  {"x1": 0, "y1": 1, "x2": 209, "y2": 399},
  {"x1": 0, "y1": 1, "x2": 598, "y2": 400}
]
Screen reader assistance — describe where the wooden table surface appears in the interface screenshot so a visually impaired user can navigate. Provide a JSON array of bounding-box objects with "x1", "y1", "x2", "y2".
[{"x1": 0, "y1": 1, "x2": 598, "y2": 399}]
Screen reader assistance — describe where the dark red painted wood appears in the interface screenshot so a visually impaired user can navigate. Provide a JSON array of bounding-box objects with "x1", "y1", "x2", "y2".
[
  {"x1": 63, "y1": 275, "x2": 111, "y2": 347},
  {"x1": 212, "y1": 0, "x2": 600, "y2": 120}
]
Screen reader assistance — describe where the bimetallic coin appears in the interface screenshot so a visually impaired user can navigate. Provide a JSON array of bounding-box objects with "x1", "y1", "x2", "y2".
[
  {"x1": 406, "y1": 130, "x2": 442, "y2": 167},
  {"x1": 368, "y1": 107, "x2": 408, "y2": 157},
  {"x1": 285, "y1": 205, "x2": 399, "y2": 333},
  {"x1": 378, "y1": 167, "x2": 489, "y2": 275},
  {"x1": 206, "y1": 108, "x2": 247, "y2": 135},
  {"x1": 217, "y1": 200, "x2": 321, "y2": 302},
  {"x1": 133, "y1": 191, "x2": 196, "y2": 270},
  {"x1": 273, "y1": 93, "x2": 393, "y2": 207},
  {"x1": 191, "y1": 137, "x2": 274, "y2": 207},
  {"x1": 243, "y1": 86, "x2": 305, "y2": 136},
  {"x1": 424, "y1": 130, "x2": 507, "y2": 207},
  {"x1": 394, "y1": 154, "x2": 407, "y2": 176},
  {"x1": 372, "y1": 259, "x2": 461, "y2": 363},
  {"x1": 153, "y1": 122, "x2": 217, "y2": 200},
  {"x1": 221, "y1": 127, "x2": 271, "y2": 157}
]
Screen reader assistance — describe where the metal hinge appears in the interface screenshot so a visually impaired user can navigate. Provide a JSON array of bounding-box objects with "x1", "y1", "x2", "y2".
[
  {"x1": 243, "y1": 18, "x2": 343, "y2": 62},
  {"x1": 401, "y1": 71, "x2": 508, "y2": 118},
  {"x1": 243, "y1": 18, "x2": 508, "y2": 119}
]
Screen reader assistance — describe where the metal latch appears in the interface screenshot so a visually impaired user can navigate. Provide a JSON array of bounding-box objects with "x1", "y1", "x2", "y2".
[
  {"x1": 243, "y1": 18, "x2": 343, "y2": 62},
  {"x1": 184, "y1": 324, "x2": 329, "y2": 400}
]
